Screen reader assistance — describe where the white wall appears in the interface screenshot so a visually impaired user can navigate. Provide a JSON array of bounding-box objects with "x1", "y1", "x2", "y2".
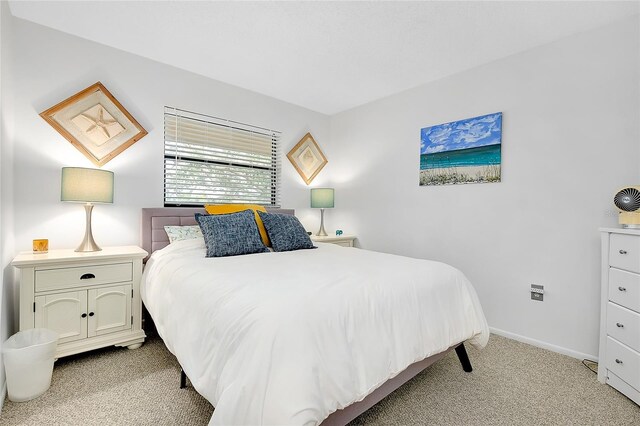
[
  {"x1": 327, "y1": 16, "x2": 640, "y2": 359},
  {"x1": 8, "y1": 17, "x2": 329, "y2": 252},
  {"x1": 0, "y1": 0, "x2": 16, "y2": 409}
]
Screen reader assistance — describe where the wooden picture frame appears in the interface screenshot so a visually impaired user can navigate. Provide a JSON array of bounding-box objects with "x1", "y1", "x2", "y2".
[
  {"x1": 419, "y1": 112, "x2": 502, "y2": 186},
  {"x1": 40, "y1": 82, "x2": 147, "y2": 167},
  {"x1": 286, "y1": 132, "x2": 328, "y2": 185}
]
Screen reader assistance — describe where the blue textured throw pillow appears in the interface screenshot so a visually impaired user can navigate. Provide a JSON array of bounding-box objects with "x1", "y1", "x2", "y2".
[
  {"x1": 195, "y1": 210, "x2": 269, "y2": 257},
  {"x1": 257, "y1": 211, "x2": 316, "y2": 252}
]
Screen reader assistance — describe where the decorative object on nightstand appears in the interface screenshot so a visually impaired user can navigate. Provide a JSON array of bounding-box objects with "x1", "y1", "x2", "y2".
[
  {"x1": 311, "y1": 234, "x2": 356, "y2": 248},
  {"x1": 287, "y1": 132, "x2": 328, "y2": 185},
  {"x1": 61, "y1": 167, "x2": 114, "y2": 252},
  {"x1": 32, "y1": 239, "x2": 49, "y2": 253},
  {"x1": 11, "y1": 246, "x2": 148, "y2": 359},
  {"x1": 310, "y1": 188, "x2": 334, "y2": 237},
  {"x1": 598, "y1": 227, "x2": 640, "y2": 406}
]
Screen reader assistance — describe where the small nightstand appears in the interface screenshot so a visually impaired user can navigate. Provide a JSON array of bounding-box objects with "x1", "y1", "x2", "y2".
[
  {"x1": 311, "y1": 235, "x2": 357, "y2": 247},
  {"x1": 12, "y1": 245, "x2": 148, "y2": 358}
]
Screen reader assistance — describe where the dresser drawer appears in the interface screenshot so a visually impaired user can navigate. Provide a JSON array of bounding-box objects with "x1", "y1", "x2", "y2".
[
  {"x1": 607, "y1": 371, "x2": 640, "y2": 406},
  {"x1": 606, "y1": 337, "x2": 640, "y2": 390},
  {"x1": 608, "y1": 268, "x2": 640, "y2": 313},
  {"x1": 35, "y1": 262, "x2": 133, "y2": 292},
  {"x1": 607, "y1": 302, "x2": 640, "y2": 352},
  {"x1": 610, "y1": 234, "x2": 640, "y2": 273}
]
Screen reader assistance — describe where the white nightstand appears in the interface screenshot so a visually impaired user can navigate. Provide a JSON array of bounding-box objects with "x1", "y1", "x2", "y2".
[
  {"x1": 311, "y1": 235, "x2": 357, "y2": 247},
  {"x1": 12, "y1": 245, "x2": 148, "y2": 358}
]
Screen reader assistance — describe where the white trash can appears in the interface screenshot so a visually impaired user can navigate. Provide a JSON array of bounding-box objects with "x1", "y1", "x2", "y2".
[{"x1": 3, "y1": 328, "x2": 58, "y2": 402}]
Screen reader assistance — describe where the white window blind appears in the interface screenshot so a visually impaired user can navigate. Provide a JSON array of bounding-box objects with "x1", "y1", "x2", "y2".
[{"x1": 164, "y1": 107, "x2": 281, "y2": 207}]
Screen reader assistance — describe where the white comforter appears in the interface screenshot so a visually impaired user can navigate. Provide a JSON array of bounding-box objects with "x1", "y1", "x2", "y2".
[{"x1": 141, "y1": 239, "x2": 489, "y2": 426}]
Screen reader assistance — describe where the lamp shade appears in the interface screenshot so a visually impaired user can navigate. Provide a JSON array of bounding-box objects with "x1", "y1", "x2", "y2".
[
  {"x1": 61, "y1": 167, "x2": 114, "y2": 203},
  {"x1": 310, "y1": 188, "x2": 334, "y2": 208}
]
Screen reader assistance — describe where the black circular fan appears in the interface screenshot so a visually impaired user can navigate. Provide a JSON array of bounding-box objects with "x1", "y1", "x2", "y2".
[{"x1": 614, "y1": 187, "x2": 640, "y2": 212}]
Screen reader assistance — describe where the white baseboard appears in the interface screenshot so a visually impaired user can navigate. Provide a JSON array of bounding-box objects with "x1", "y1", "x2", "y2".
[
  {"x1": 0, "y1": 380, "x2": 5, "y2": 413},
  {"x1": 489, "y1": 327, "x2": 598, "y2": 362}
]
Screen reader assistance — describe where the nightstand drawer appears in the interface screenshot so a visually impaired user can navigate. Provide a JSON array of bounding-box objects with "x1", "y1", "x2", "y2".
[
  {"x1": 608, "y1": 268, "x2": 640, "y2": 313},
  {"x1": 607, "y1": 302, "x2": 640, "y2": 352},
  {"x1": 610, "y1": 234, "x2": 640, "y2": 273},
  {"x1": 35, "y1": 262, "x2": 133, "y2": 292},
  {"x1": 333, "y1": 241, "x2": 353, "y2": 247},
  {"x1": 310, "y1": 235, "x2": 356, "y2": 247},
  {"x1": 606, "y1": 337, "x2": 640, "y2": 390}
]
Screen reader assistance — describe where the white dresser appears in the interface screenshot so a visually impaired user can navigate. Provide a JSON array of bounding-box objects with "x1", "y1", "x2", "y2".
[
  {"x1": 598, "y1": 228, "x2": 640, "y2": 405},
  {"x1": 12, "y1": 246, "x2": 148, "y2": 358}
]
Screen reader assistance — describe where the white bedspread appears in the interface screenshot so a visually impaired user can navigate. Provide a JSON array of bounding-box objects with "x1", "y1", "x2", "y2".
[{"x1": 141, "y1": 239, "x2": 489, "y2": 426}]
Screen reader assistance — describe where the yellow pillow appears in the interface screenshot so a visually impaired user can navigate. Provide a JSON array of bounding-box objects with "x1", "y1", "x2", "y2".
[{"x1": 204, "y1": 204, "x2": 270, "y2": 247}]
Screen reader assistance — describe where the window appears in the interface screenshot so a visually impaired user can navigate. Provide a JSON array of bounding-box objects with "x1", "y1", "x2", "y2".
[{"x1": 164, "y1": 107, "x2": 281, "y2": 207}]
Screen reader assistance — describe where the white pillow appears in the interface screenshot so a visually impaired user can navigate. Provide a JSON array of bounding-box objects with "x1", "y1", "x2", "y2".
[{"x1": 164, "y1": 225, "x2": 203, "y2": 243}]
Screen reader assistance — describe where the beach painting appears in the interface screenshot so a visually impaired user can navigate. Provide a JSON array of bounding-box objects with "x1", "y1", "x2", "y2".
[{"x1": 420, "y1": 112, "x2": 502, "y2": 186}]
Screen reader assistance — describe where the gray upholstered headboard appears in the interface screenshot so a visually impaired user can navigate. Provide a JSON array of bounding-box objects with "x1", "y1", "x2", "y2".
[{"x1": 141, "y1": 207, "x2": 295, "y2": 260}]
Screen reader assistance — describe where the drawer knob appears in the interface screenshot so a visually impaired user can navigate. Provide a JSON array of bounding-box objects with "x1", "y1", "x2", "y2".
[
  {"x1": 80, "y1": 273, "x2": 96, "y2": 280},
  {"x1": 616, "y1": 322, "x2": 624, "y2": 328},
  {"x1": 618, "y1": 286, "x2": 627, "y2": 292},
  {"x1": 81, "y1": 313, "x2": 87, "y2": 318},
  {"x1": 619, "y1": 250, "x2": 628, "y2": 255},
  {"x1": 615, "y1": 359, "x2": 623, "y2": 364},
  {"x1": 89, "y1": 312, "x2": 95, "y2": 317}
]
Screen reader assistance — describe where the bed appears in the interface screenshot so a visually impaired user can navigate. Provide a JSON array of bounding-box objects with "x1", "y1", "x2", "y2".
[{"x1": 140, "y1": 207, "x2": 489, "y2": 425}]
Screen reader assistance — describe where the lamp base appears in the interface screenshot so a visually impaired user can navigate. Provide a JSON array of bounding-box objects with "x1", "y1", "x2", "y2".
[
  {"x1": 316, "y1": 208, "x2": 328, "y2": 237},
  {"x1": 75, "y1": 203, "x2": 102, "y2": 252}
]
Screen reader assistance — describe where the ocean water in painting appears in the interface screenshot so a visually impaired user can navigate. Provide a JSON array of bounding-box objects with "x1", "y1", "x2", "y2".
[
  {"x1": 419, "y1": 112, "x2": 502, "y2": 185},
  {"x1": 420, "y1": 144, "x2": 501, "y2": 169}
]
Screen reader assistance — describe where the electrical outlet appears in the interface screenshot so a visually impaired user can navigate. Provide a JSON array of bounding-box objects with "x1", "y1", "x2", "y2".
[{"x1": 531, "y1": 284, "x2": 544, "y2": 301}]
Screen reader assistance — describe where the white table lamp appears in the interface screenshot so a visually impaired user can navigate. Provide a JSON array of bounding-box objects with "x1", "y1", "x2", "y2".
[
  {"x1": 310, "y1": 188, "x2": 334, "y2": 237},
  {"x1": 61, "y1": 167, "x2": 114, "y2": 252}
]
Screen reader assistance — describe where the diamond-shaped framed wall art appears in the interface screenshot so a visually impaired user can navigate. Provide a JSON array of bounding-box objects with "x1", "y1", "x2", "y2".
[
  {"x1": 40, "y1": 82, "x2": 147, "y2": 167},
  {"x1": 286, "y1": 132, "x2": 328, "y2": 185}
]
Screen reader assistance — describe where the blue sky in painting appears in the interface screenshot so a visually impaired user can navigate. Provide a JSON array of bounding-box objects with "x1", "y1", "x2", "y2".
[{"x1": 420, "y1": 112, "x2": 502, "y2": 155}]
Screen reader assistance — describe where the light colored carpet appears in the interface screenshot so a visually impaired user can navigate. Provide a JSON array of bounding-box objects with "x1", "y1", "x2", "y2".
[{"x1": 1, "y1": 333, "x2": 639, "y2": 425}]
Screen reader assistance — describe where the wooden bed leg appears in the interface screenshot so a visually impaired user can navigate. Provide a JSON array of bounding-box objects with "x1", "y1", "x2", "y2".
[
  {"x1": 180, "y1": 368, "x2": 187, "y2": 389},
  {"x1": 455, "y1": 343, "x2": 473, "y2": 372}
]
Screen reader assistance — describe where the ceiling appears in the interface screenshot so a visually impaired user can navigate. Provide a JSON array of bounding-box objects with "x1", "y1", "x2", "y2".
[{"x1": 8, "y1": 1, "x2": 640, "y2": 115}]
